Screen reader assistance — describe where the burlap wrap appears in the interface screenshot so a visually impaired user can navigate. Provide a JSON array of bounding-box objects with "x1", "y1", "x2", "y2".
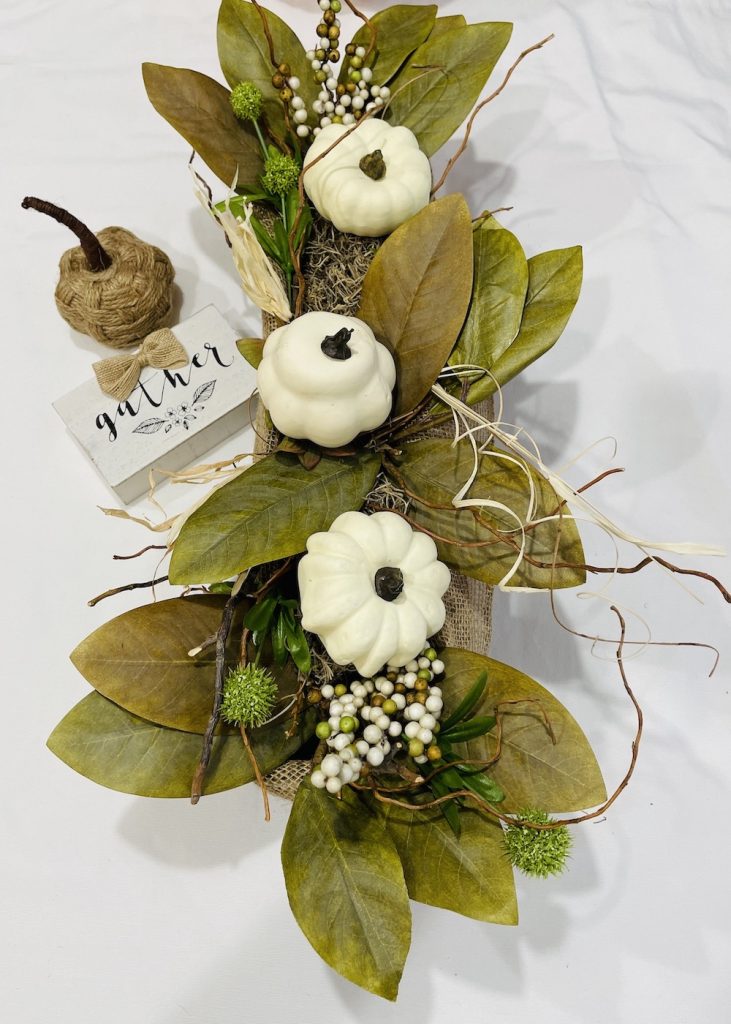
[{"x1": 256, "y1": 217, "x2": 493, "y2": 800}]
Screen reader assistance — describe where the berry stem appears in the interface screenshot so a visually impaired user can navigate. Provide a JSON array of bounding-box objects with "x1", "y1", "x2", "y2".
[{"x1": 21, "y1": 196, "x2": 113, "y2": 272}]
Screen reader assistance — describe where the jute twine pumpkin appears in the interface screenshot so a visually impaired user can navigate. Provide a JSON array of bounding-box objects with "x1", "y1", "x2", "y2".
[
  {"x1": 257, "y1": 215, "x2": 494, "y2": 802},
  {"x1": 23, "y1": 197, "x2": 175, "y2": 349}
]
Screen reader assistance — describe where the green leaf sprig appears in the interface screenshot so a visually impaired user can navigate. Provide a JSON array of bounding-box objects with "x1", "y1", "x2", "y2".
[
  {"x1": 423, "y1": 670, "x2": 505, "y2": 836},
  {"x1": 245, "y1": 592, "x2": 312, "y2": 675}
]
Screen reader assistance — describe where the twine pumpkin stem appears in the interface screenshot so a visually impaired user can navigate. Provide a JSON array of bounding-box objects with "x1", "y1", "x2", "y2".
[{"x1": 21, "y1": 196, "x2": 112, "y2": 272}]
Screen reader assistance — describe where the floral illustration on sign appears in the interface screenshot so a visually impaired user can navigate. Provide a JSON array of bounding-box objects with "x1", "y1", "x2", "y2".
[{"x1": 132, "y1": 380, "x2": 216, "y2": 435}]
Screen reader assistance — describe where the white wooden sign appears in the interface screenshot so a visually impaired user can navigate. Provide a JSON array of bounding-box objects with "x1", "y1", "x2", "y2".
[{"x1": 54, "y1": 306, "x2": 257, "y2": 503}]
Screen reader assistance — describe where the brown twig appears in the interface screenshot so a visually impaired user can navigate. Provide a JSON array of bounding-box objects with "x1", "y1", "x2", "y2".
[
  {"x1": 112, "y1": 544, "x2": 168, "y2": 561},
  {"x1": 21, "y1": 196, "x2": 113, "y2": 272},
  {"x1": 251, "y1": 0, "x2": 297, "y2": 146},
  {"x1": 87, "y1": 575, "x2": 168, "y2": 607},
  {"x1": 431, "y1": 34, "x2": 555, "y2": 196},
  {"x1": 191, "y1": 576, "x2": 246, "y2": 804},
  {"x1": 240, "y1": 725, "x2": 271, "y2": 821}
]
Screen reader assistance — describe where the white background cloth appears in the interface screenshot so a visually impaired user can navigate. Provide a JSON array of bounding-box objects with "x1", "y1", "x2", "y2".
[{"x1": 2, "y1": 1, "x2": 730, "y2": 1021}]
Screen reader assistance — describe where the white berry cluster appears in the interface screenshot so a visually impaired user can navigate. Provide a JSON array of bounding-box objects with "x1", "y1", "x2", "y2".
[
  {"x1": 286, "y1": 77, "x2": 311, "y2": 140},
  {"x1": 305, "y1": 0, "x2": 391, "y2": 136},
  {"x1": 310, "y1": 646, "x2": 446, "y2": 794}
]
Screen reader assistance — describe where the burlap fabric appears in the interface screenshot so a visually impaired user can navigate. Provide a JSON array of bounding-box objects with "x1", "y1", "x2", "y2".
[{"x1": 257, "y1": 217, "x2": 493, "y2": 799}]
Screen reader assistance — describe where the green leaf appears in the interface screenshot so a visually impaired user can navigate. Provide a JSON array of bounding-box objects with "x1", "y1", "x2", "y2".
[
  {"x1": 451, "y1": 216, "x2": 529, "y2": 375},
  {"x1": 71, "y1": 596, "x2": 231, "y2": 734},
  {"x1": 282, "y1": 781, "x2": 411, "y2": 1001},
  {"x1": 441, "y1": 715, "x2": 497, "y2": 743},
  {"x1": 340, "y1": 4, "x2": 437, "y2": 85},
  {"x1": 387, "y1": 22, "x2": 513, "y2": 156},
  {"x1": 458, "y1": 768, "x2": 505, "y2": 804},
  {"x1": 170, "y1": 450, "x2": 380, "y2": 584},
  {"x1": 217, "y1": 0, "x2": 316, "y2": 138},
  {"x1": 284, "y1": 620, "x2": 312, "y2": 674},
  {"x1": 394, "y1": 436, "x2": 586, "y2": 589},
  {"x1": 48, "y1": 691, "x2": 311, "y2": 798},
  {"x1": 244, "y1": 595, "x2": 278, "y2": 634},
  {"x1": 429, "y1": 774, "x2": 461, "y2": 836},
  {"x1": 142, "y1": 63, "x2": 263, "y2": 187},
  {"x1": 440, "y1": 670, "x2": 488, "y2": 731},
  {"x1": 440, "y1": 649, "x2": 607, "y2": 813},
  {"x1": 376, "y1": 802, "x2": 518, "y2": 924},
  {"x1": 236, "y1": 337, "x2": 265, "y2": 369},
  {"x1": 358, "y1": 194, "x2": 473, "y2": 416},
  {"x1": 472, "y1": 246, "x2": 584, "y2": 403}
]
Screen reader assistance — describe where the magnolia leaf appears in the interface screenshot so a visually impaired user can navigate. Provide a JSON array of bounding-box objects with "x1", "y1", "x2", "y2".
[
  {"x1": 387, "y1": 22, "x2": 513, "y2": 156},
  {"x1": 217, "y1": 0, "x2": 316, "y2": 137},
  {"x1": 47, "y1": 691, "x2": 311, "y2": 798},
  {"x1": 394, "y1": 437, "x2": 585, "y2": 589},
  {"x1": 451, "y1": 216, "x2": 529, "y2": 373},
  {"x1": 169, "y1": 450, "x2": 381, "y2": 584},
  {"x1": 358, "y1": 194, "x2": 473, "y2": 416},
  {"x1": 142, "y1": 63, "x2": 263, "y2": 187},
  {"x1": 281, "y1": 780, "x2": 411, "y2": 1001},
  {"x1": 471, "y1": 246, "x2": 583, "y2": 404},
  {"x1": 237, "y1": 337, "x2": 265, "y2": 369},
  {"x1": 340, "y1": 4, "x2": 437, "y2": 85},
  {"x1": 440, "y1": 649, "x2": 607, "y2": 813},
  {"x1": 376, "y1": 802, "x2": 518, "y2": 924},
  {"x1": 69, "y1": 596, "x2": 298, "y2": 735}
]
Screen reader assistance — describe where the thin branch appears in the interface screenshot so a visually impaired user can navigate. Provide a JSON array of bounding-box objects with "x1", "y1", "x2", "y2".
[
  {"x1": 112, "y1": 544, "x2": 168, "y2": 562},
  {"x1": 431, "y1": 34, "x2": 555, "y2": 195},
  {"x1": 87, "y1": 575, "x2": 168, "y2": 608},
  {"x1": 191, "y1": 576, "x2": 246, "y2": 804},
  {"x1": 241, "y1": 725, "x2": 271, "y2": 821}
]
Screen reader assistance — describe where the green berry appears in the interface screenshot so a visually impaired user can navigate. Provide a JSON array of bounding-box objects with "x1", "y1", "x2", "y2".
[
  {"x1": 315, "y1": 721, "x2": 332, "y2": 740},
  {"x1": 220, "y1": 664, "x2": 278, "y2": 728},
  {"x1": 331, "y1": 0, "x2": 341, "y2": 10},
  {"x1": 350, "y1": 55, "x2": 363, "y2": 70},
  {"x1": 408, "y1": 739, "x2": 424, "y2": 758},
  {"x1": 417, "y1": 669, "x2": 432, "y2": 681},
  {"x1": 382, "y1": 699, "x2": 397, "y2": 716},
  {"x1": 349, "y1": 70, "x2": 362, "y2": 83},
  {"x1": 334, "y1": 683, "x2": 347, "y2": 697},
  {"x1": 230, "y1": 81, "x2": 264, "y2": 122},
  {"x1": 261, "y1": 151, "x2": 300, "y2": 196},
  {"x1": 339, "y1": 715, "x2": 357, "y2": 734},
  {"x1": 503, "y1": 809, "x2": 572, "y2": 878},
  {"x1": 424, "y1": 647, "x2": 438, "y2": 661}
]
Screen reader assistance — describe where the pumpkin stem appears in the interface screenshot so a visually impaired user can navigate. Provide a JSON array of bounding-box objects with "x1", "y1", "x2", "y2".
[
  {"x1": 359, "y1": 149, "x2": 387, "y2": 181},
  {"x1": 321, "y1": 327, "x2": 354, "y2": 361},
  {"x1": 374, "y1": 566, "x2": 404, "y2": 602},
  {"x1": 21, "y1": 196, "x2": 113, "y2": 272}
]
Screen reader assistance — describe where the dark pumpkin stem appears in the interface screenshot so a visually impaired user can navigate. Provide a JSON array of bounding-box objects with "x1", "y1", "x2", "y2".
[
  {"x1": 21, "y1": 196, "x2": 112, "y2": 272},
  {"x1": 321, "y1": 327, "x2": 354, "y2": 360},
  {"x1": 374, "y1": 566, "x2": 404, "y2": 602},
  {"x1": 359, "y1": 149, "x2": 387, "y2": 181}
]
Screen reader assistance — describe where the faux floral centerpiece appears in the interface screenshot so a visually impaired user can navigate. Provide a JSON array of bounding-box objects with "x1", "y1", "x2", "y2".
[{"x1": 46, "y1": 0, "x2": 727, "y2": 1002}]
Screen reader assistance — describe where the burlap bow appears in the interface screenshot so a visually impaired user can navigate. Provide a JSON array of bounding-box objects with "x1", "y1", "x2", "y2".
[{"x1": 93, "y1": 327, "x2": 188, "y2": 401}]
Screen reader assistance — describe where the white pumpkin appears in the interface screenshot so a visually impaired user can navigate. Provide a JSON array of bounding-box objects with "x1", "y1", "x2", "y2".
[
  {"x1": 298, "y1": 510, "x2": 451, "y2": 677},
  {"x1": 257, "y1": 310, "x2": 395, "y2": 448},
  {"x1": 303, "y1": 119, "x2": 432, "y2": 237}
]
